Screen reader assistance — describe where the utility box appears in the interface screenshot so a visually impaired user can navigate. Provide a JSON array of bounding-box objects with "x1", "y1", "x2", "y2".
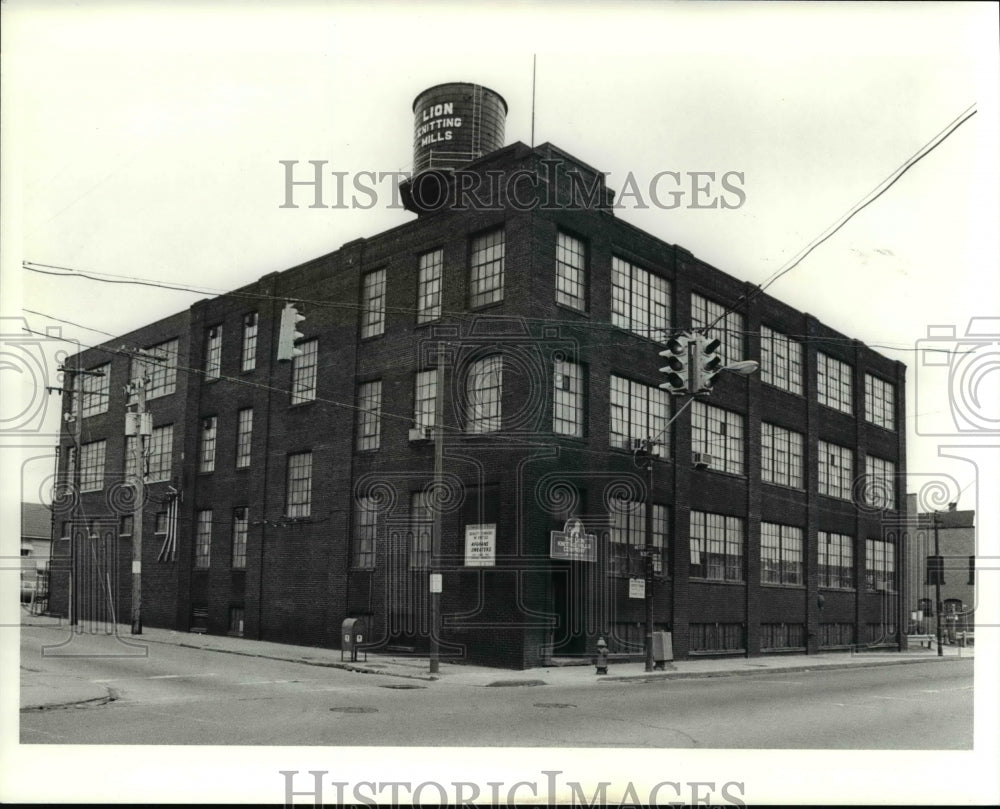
[
  {"x1": 341, "y1": 617, "x2": 367, "y2": 662},
  {"x1": 652, "y1": 631, "x2": 673, "y2": 666}
]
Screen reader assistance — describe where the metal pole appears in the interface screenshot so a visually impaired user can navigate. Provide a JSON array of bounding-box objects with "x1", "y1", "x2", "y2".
[
  {"x1": 429, "y1": 343, "x2": 444, "y2": 674},
  {"x1": 70, "y1": 363, "x2": 83, "y2": 627},
  {"x1": 934, "y1": 513, "x2": 942, "y2": 657},
  {"x1": 644, "y1": 439, "x2": 655, "y2": 672},
  {"x1": 130, "y1": 376, "x2": 147, "y2": 635}
]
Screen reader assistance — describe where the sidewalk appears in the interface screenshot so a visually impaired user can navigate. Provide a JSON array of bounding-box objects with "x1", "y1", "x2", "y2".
[{"x1": 20, "y1": 614, "x2": 973, "y2": 707}]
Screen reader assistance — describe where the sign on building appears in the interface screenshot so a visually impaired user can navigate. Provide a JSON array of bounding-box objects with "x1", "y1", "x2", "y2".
[
  {"x1": 550, "y1": 517, "x2": 596, "y2": 563},
  {"x1": 464, "y1": 524, "x2": 496, "y2": 567},
  {"x1": 629, "y1": 578, "x2": 645, "y2": 599}
]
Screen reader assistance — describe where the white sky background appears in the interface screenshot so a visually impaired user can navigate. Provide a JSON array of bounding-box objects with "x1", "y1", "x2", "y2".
[{"x1": 2, "y1": 1, "x2": 998, "y2": 805}]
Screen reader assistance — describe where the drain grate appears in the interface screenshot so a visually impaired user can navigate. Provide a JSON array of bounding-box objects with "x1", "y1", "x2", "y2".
[
  {"x1": 329, "y1": 706, "x2": 378, "y2": 714},
  {"x1": 534, "y1": 702, "x2": 576, "y2": 709}
]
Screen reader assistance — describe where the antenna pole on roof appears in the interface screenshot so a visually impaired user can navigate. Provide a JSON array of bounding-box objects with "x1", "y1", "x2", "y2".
[{"x1": 531, "y1": 54, "x2": 537, "y2": 148}]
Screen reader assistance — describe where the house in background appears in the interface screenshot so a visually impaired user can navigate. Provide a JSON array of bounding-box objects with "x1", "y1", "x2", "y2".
[{"x1": 21, "y1": 502, "x2": 52, "y2": 606}]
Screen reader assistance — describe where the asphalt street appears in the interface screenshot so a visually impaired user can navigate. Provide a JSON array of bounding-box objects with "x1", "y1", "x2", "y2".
[{"x1": 20, "y1": 624, "x2": 973, "y2": 748}]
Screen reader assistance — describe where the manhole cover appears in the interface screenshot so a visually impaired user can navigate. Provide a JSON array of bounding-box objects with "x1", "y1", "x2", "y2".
[
  {"x1": 329, "y1": 706, "x2": 378, "y2": 714},
  {"x1": 379, "y1": 684, "x2": 426, "y2": 690},
  {"x1": 534, "y1": 702, "x2": 576, "y2": 709}
]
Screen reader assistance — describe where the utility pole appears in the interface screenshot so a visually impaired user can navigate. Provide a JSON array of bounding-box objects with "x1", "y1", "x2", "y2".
[
  {"x1": 429, "y1": 341, "x2": 445, "y2": 675},
  {"x1": 127, "y1": 374, "x2": 150, "y2": 635},
  {"x1": 933, "y1": 512, "x2": 943, "y2": 657},
  {"x1": 643, "y1": 436, "x2": 656, "y2": 672}
]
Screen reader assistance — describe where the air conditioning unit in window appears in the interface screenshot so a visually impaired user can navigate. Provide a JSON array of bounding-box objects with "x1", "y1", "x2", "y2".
[
  {"x1": 692, "y1": 451, "x2": 713, "y2": 469},
  {"x1": 408, "y1": 426, "x2": 432, "y2": 442}
]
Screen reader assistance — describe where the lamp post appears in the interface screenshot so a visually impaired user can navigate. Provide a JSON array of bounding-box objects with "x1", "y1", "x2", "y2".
[{"x1": 933, "y1": 512, "x2": 943, "y2": 657}]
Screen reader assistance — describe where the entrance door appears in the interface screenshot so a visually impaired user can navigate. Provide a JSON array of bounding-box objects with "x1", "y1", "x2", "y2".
[{"x1": 550, "y1": 561, "x2": 588, "y2": 656}]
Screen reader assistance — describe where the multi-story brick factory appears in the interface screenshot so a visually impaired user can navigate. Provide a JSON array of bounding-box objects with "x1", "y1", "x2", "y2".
[{"x1": 49, "y1": 82, "x2": 907, "y2": 669}]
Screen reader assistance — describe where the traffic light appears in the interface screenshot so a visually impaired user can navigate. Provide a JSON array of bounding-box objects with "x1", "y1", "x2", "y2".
[
  {"x1": 277, "y1": 302, "x2": 305, "y2": 361},
  {"x1": 692, "y1": 333, "x2": 723, "y2": 394},
  {"x1": 658, "y1": 332, "x2": 693, "y2": 394}
]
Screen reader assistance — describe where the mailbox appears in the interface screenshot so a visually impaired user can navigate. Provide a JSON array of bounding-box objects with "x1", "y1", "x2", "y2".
[
  {"x1": 341, "y1": 617, "x2": 367, "y2": 662},
  {"x1": 652, "y1": 631, "x2": 673, "y2": 669}
]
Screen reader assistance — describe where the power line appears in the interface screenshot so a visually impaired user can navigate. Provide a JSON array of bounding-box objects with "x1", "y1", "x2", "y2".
[{"x1": 703, "y1": 103, "x2": 978, "y2": 335}]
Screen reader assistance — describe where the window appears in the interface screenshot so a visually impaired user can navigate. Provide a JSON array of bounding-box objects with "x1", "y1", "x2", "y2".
[
  {"x1": 691, "y1": 400, "x2": 744, "y2": 475},
  {"x1": 689, "y1": 511, "x2": 744, "y2": 582},
  {"x1": 356, "y1": 381, "x2": 382, "y2": 450},
  {"x1": 79, "y1": 441, "x2": 106, "y2": 492},
  {"x1": 120, "y1": 515, "x2": 134, "y2": 536},
  {"x1": 760, "y1": 522, "x2": 803, "y2": 585},
  {"x1": 817, "y1": 353, "x2": 853, "y2": 414},
  {"x1": 228, "y1": 606, "x2": 245, "y2": 637},
  {"x1": 469, "y1": 228, "x2": 505, "y2": 308},
  {"x1": 154, "y1": 512, "x2": 168, "y2": 534},
  {"x1": 199, "y1": 416, "x2": 217, "y2": 473},
  {"x1": 865, "y1": 537, "x2": 896, "y2": 591},
  {"x1": 241, "y1": 313, "x2": 258, "y2": 372},
  {"x1": 194, "y1": 509, "x2": 212, "y2": 569},
  {"x1": 232, "y1": 507, "x2": 248, "y2": 569},
  {"x1": 354, "y1": 496, "x2": 378, "y2": 568},
  {"x1": 818, "y1": 440, "x2": 853, "y2": 500},
  {"x1": 969, "y1": 555, "x2": 975, "y2": 585},
  {"x1": 761, "y1": 423, "x2": 804, "y2": 488},
  {"x1": 130, "y1": 338, "x2": 179, "y2": 400},
  {"x1": 126, "y1": 424, "x2": 174, "y2": 482},
  {"x1": 691, "y1": 293, "x2": 743, "y2": 364},
  {"x1": 865, "y1": 374, "x2": 895, "y2": 430},
  {"x1": 410, "y1": 491, "x2": 432, "y2": 569},
  {"x1": 609, "y1": 375, "x2": 670, "y2": 454},
  {"x1": 609, "y1": 499, "x2": 667, "y2": 574},
  {"x1": 820, "y1": 623, "x2": 855, "y2": 647},
  {"x1": 761, "y1": 623, "x2": 805, "y2": 650},
  {"x1": 689, "y1": 623, "x2": 745, "y2": 653},
  {"x1": 236, "y1": 408, "x2": 253, "y2": 468},
  {"x1": 553, "y1": 359, "x2": 584, "y2": 437},
  {"x1": 865, "y1": 455, "x2": 896, "y2": 510},
  {"x1": 611, "y1": 257, "x2": 670, "y2": 342},
  {"x1": 286, "y1": 452, "x2": 312, "y2": 518},
  {"x1": 555, "y1": 231, "x2": 587, "y2": 311},
  {"x1": 205, "y1": 326, "x2": 223, "y2": 381},
  {"x1": 819, "y1": 531, "x2": 855, "y2": 589},
  {"x1": 760, "y1": 325, "x2": 803, "y2": 395},
  {"x1": 291, "y1": 338, "x2": 318, "y2": 404},
  {"x1": 417, "y1": 249, "x2": 443, "y2": 323},
  {"x1": 414, "y1": 370, "x2": 436, "y2": 431},
  {"x1": 361, "y1": 268, "x2": 387, "y2": 338},
  {"x1": 81, "y1": 364, "x2": 110, "y2": 417},
  {"x1": 466, "y1": 356, "x2": 502, "y2": 433},
  {"x1": 918, "y1": 597, "x2": 934, "y2": 618}
]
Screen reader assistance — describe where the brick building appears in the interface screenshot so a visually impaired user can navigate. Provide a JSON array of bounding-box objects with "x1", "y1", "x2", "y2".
[
  {"x1": 48, "y1": 84, "x2": 907, "y2": 668},
  {"x1": 904, "y1": 496, "x2": 976, "y2": 641}
]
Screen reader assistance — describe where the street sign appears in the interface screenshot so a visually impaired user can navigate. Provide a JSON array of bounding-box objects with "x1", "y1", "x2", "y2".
[{"x1": 550, "y1": 517, "x2": 596, "y2": 562}]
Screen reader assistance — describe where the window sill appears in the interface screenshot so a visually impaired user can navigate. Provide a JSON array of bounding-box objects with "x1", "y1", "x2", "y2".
[
  {"x1": 761, "y1": 583, "x2": 806, "y2": 589},
  {"x1": 289, "y1": 399, "x2": 316, "y2": 408},
  {"x1": 819, "y1": 586, "x2": 856, "y2": 593},
  {"x1": 689, "y1": 578, "x2": 745, "y2": 586},
  {"x1": 760, "y1": 381, "x2": 805, "y2": 398},
  {"x1": 469, "y1": 300, "x2": 504, "y2": 313},
  {"x1": 761, "y1": 646, "x2": 808, "y2": 654},
  {"x1": 761, "y1": 481, "x2": 806, "y2": 494},
  {"x1": 554, "y1": 302, "x2": 589, "y2": 318}
]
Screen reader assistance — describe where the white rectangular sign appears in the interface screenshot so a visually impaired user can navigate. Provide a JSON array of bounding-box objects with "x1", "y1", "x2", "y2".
[
  {"x1": 429, "y1": 573, "x2": 442, "y2": 594},
  {"x1": 629, "y1": 578, "x2": 645, "y2": 599},
  {"x1": 464, "y1": 524, "x2": 496, "y2": 567}
]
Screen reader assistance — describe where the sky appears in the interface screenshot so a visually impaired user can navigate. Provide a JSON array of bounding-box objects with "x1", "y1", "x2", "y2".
[{"x1": 2, "y1": 1, "x2": 998, "y2": 804}]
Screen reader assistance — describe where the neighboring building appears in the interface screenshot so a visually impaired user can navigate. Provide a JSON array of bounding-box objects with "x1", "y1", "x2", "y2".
[
  {"x1": 904, "y1": 495, "x2": 975, "y2": 641},
  {"x1": 48, "y1": 83, "x2": 907, "y2": 668},
  {"x1": 21, "y1": 502, "x2": 52, "y2": 604}
]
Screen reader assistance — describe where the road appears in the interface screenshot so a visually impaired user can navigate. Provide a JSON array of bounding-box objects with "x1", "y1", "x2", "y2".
[{"x1": 19, "y1": 625, "x2": 973, "y2": 748}]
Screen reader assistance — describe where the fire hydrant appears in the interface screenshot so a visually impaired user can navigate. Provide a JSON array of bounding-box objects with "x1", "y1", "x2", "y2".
[{"x1": 595, "y1": 636, "x2": 609, "y2": 675}]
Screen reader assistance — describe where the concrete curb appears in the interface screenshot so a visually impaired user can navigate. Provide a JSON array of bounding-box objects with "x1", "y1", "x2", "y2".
[{"x1": 21, "y1": 686, "x2": 119, "y2": 713}]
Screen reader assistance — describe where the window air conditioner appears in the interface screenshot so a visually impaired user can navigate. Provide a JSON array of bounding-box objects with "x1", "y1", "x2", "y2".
[
  {"x1": 408, "y1": 426, "x2": 431, "y2": 442},
  {"x1": 692, "y1": 451, "x2": 712, "y2": 468}
]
